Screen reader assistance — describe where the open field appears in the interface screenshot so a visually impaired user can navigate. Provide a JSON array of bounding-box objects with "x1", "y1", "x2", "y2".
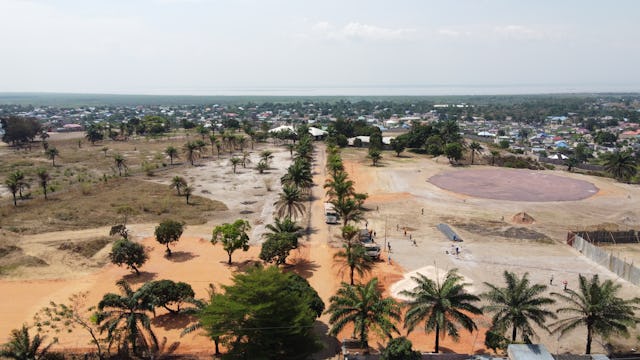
[
  {"x1": 1, "y1": 137, "x2": 640, "y2": 357},
  {"x1": 341, "y1": 148, "x2": 640, "y2": 354}
]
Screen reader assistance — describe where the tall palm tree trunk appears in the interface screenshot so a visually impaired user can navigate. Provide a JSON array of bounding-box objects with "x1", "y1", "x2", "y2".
[
  {"x1": 512, "y1": 324, "x2": 517, "y2": 342},
  {"x1": 435, "y1": 323, "x2": 440, "y2": 353},
  {"x1": 586, "y1": 326, "x2": 592, "y2": 354}
]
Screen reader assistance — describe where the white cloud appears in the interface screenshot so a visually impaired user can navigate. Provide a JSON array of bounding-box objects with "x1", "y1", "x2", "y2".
[
  {"x1": 437, "y1": 28, "x2": 471, "y2": 38},
  {"x1": 310, "y1": 21, "x2": 415, "y2": 41},
  {"x1": 494, "y1": 25, "x2": 545, "y2": 40}
]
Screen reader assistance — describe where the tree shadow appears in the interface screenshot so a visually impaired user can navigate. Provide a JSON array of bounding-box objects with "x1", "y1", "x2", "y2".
[
  {"x1": 312, "y1": 321, "x2": 342, "y2": 359},
  {"x1": 122, "y1": 271, "x2": 157, "y2": 284},
  {"x1": 151, "y1": 312, "x2": 195, "y2": 331},
  {"x1": 287, "y1": 258, "x2": 320, "y2": 279},
  {"x1": 225, "y1": 259, "x2": 262, "y2": 272},
  {"x1": 304, "y1": 226, "x2": 319, "y2": 236},
  {"x1": 167, "y1": 251, "x2": 199, "y2": 263}
]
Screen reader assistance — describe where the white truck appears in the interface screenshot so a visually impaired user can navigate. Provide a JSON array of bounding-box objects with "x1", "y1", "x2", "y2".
[
  {"x1": 324, "y1": 202, "x2": 339, "y2": 224},
  {"x1": 359, "y1": 229, "x2": 381, "y2": 260}
]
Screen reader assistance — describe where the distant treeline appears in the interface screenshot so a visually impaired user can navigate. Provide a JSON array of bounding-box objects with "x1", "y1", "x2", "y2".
[{"x1": 1, "y1": 92, "x2": 639, "y2": 107}]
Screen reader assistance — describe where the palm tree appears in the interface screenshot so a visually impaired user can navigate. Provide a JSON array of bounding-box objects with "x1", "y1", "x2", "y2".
[
  {"x1": 5, "y1": 173, "x2": 20, "y2": 207},
  {"x1": 469, "y1": 141, "x2": 483, "y2": 165},
  {"x1": 328, "y1": 278, "x2": 401, "y2": 350},
  {"x1": 334, "y1": 242, "x2": 373, "y2": 286},
  {"x1": 490, "y1": 150, "x2": 500, "y2": 166},
  {"x1": 401, "y1": 268, "x2": 482, "y2": 353},
  {"x1": 45, "y1": 147, "x2": 59, "y2": 166},
  {"x1": 36, "y1": 168, "x2": 51, "y2": 200},
  {"x1": 241, "y1": 151, "x2": 251, "y2": 168},
  {"x1": 281, "y1": 158, "x2": 313, "y2": 193},
  {"x1": 208, "y1": 134, "x2": 217, "y2": 157},
  {"x1": 324, "y1": 171, "x2": 355, "y2": 202},
  {"x1": 260, "y1": 150, "x2": 274, "y2": 165},
  {"x1": 285, "y1": 144, "x2": 295, "y2": 158},
  {"x1": 604, "y1": 151, "x2": 637, "y2": 182},
  {"x1": 0, "y1": 325, "x2": 55, "y2": 360},
  {"x1": 97, "y1": 280, "x2": 158, "y2": 357},
  {"x1": 263, "y1": 217, "x2": 303, "y2": 241},
  {"x1": 165, "y1": 146, "x2": 179, "y2": 165},
  {"x1": 170, "y1": 176, "x2": 187, "y2": 196},
  {"x1": 6, "y1": 170, "x2": 29, "y2": 201},
  {"x1": 551, "y1": 274, "x2": 640, "y2": 354},
  {"x1": 229, "y1": 157, "x2": 242, "y2": 174},
  {"x1": 326, "y1": 154, "x2": 345, "y2": 177},
  {"x1": 274, "y1": 185, "x2": 306, "y2": 219},
  {"x1": 255, "y1": 160, "x2": 269, "y2": 174},
  {"x1": 481, "y1": 271, "x2": 556, "y2": 343},
  {"x1": 183, "y1": 185, "x2": 194, "y2": 204},
  {"x1": 114, "y1": 154, "x2": 127, "y2": 176},
  {"x1": 368, "y1": 148, "x2": 382, "y2": 166},
  {"x1": 330, "y1": 197, "x2": 364, "y2": 227},
  {"x1": 214, "y1": 139, "x2": 222, "y2": 159},
  {"x1": 183, "y1": 142, "x2": 200, "y2": 166}
]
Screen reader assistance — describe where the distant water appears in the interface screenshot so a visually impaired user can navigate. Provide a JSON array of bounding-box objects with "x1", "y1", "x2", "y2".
[{"x1": 139, "y1": 84, "x2": 640, "y2": 96}]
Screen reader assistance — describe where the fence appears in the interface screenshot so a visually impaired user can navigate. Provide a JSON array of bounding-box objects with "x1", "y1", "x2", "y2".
[{"x1": 567, "y1": 232, "x2": 640, "y2": 286}]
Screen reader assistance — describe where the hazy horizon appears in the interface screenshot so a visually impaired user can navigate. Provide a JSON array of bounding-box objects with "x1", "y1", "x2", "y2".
[{"x1": 2, "y1": 0, "x2": 640, "y2": 96}]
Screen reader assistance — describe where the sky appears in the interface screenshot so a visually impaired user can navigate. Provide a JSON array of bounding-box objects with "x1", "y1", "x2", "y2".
[{"x1": 1, "y1": 0, "x2": 639, "y2": 95}]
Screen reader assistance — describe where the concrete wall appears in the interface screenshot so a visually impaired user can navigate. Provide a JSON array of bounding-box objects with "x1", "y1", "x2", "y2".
[{"x1": 569, "y1": 234, "x2": 640, "y2": 286}]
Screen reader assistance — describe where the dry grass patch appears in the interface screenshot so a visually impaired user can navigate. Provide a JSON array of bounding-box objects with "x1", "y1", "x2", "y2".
[{"x1": 0, "y1": 177, "x2": 227, "y2": 234}]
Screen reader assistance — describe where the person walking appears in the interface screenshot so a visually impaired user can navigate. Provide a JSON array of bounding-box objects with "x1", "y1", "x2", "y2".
[
  {"x1": 387, "y1": 242, "x2": 391, "y2": 252},
  {"x1": 550, "y1": 275, "x2": 554, "y2": 285}
]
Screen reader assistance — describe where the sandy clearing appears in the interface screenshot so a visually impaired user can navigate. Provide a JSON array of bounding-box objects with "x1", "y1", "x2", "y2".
[{"x1": 340, "y1": 148, "x2": 640, "y2": 354}]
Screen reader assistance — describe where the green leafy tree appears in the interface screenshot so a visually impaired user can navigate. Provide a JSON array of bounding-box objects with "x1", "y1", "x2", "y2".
[
  {"x1": 0, "y1": 116, "x2": 42, "y2": 146},
  {"x1": 380, "y1": 337, "x2": 421, "y2": 360},
  {"x1": 274, "y1": 185, "x2": 306, "y2": 219},
  {"x1": 444, "y1": 142, "x2": 463, "y2": 165},
  {"x1": 96, "y1": 280, "x2": 157, "y2": 357},
  {"x1": 328, "y1": 278, "x2": 401, "y2": 349},
  {"x1": 211, "y1": 219, "x2": 251, "y2": 264},
  {"x1": 481, "y1": 271, "x2": 556, "y2": 343},
  {"x1": 33, "y1": 292, "x2": 104, "y2": 359},
  {"x1": 499, "y1": 140, "x2": 510, "y2": 149},
  {"x1": 170, "y1": 176, "x2": 187, "y2": 196},
  {"x1": 198, "y1": 266, "x2": 323, "y2": 359},
  {"x1": 604, "y1": 151, "x2": 637, "y2": 182},
  {"x1": 368, "y1": 148, "x2": 382, "y2": 166},
  {"x1": 138, "y1": 280, "x2": 195, "y2": 314},
  {"x1": 390, "y1": 138, "x2": 406, "y2": 157},
  {"x1": 45, "y1": 147, "x2": 59, "y2": 166},
  {"x1": 551, "y1": 274, "x2": 640, "y2": 354},
  {"x1": 469, "y1": 141, "x2": 483, "y2": 165},
  {"x1": 109, "y1": 239, "x2": 147, "y2": 275},
  {"x1": 0, "y1": 325, "x2": 55, "y2": 360},
  {"x1": 154, "y1": 220, "x2": 185, "y2": 256},
  {"x1": 401, "y1": 268, "x2": 482, "y2": 353},
  {"x1": 85, "y1": 124, "x2": 104, "y2": 145},
  {"x1": 165, "y1": 146, "x2": 179, "y2": 165},
  {"x1": 36, "y1": 168, "x2": 50, "y2": 200},
  {"x1": 259, "y1": 217, "x2": 303, "y2": 265}
]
